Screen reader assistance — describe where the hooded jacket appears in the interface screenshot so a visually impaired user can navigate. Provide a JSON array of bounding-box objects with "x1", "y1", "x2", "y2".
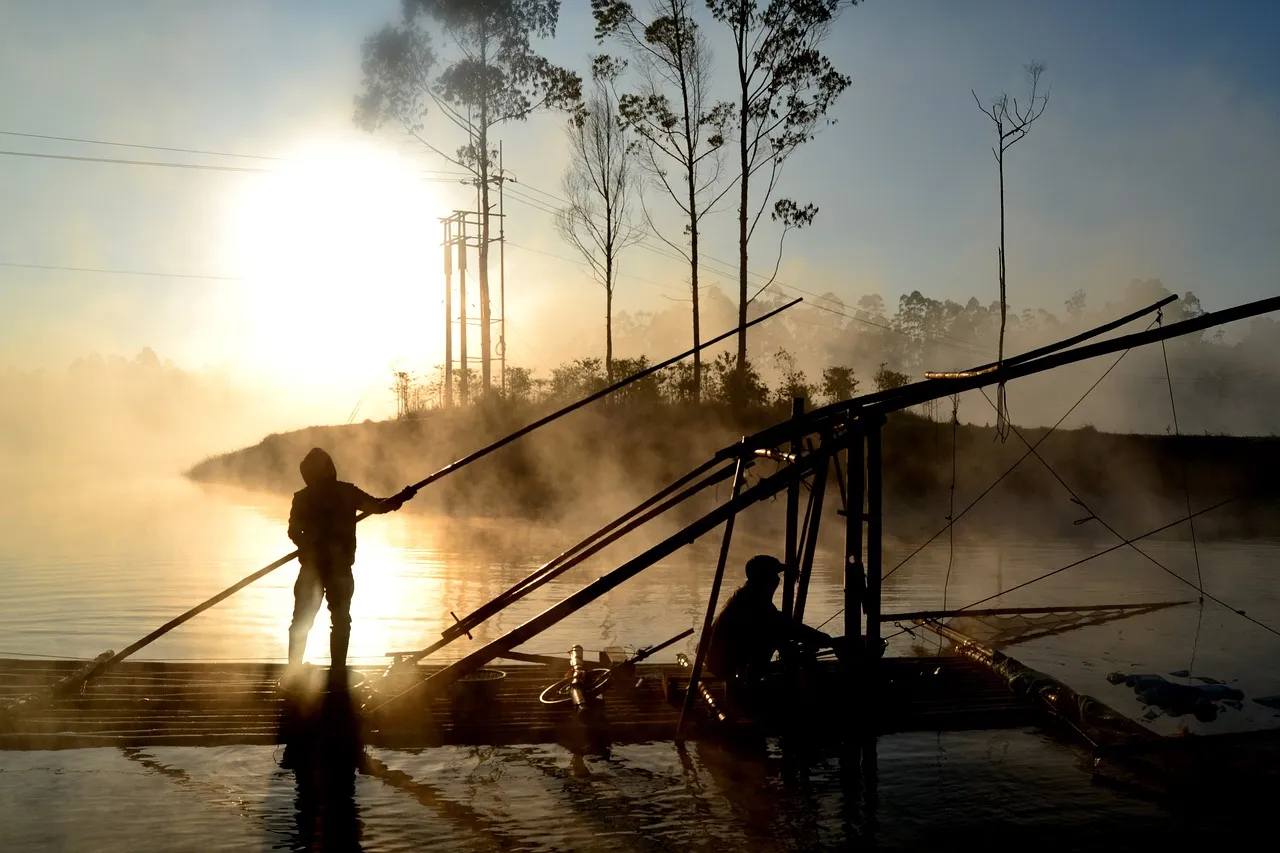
[{"x1": 287, "y1": 448, "x2": 385, "y2": 570}]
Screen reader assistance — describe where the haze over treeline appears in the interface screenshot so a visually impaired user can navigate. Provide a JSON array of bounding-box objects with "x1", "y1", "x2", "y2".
[
  {"x1": 5, "y1": 274, "x2": 1278, "y2": 494},
  {"x1": 392, "y1": 277, "x2": 1280, "y2": 437}
]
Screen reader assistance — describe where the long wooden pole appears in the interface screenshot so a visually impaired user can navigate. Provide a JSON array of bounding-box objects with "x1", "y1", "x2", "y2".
[
  {"x1": 865, "y1": 419, "x2": 883, "y2": 659},
  {"x1": 59, "y1": 302, "x2": 802, "y2": 695},
  {"x1": 927, "y1": 294, "x2": 1178, "y2": 379},
  {"x1": 782, "y1": 397, "x2": 803, "y2": 621},
  {"x1": 452, "y1": 456, "x2": 725, "y2": 634},
  {"x1": 383, "y1": 460, "x2": 738, "y2": 670},
  {"x1": 729, "y1": 293, "x2": 1280, "y2": 455},
  {"x1": 677, "y1": 450, "x2": 747, "y2": 740},
  {"x1": 844, "y1": 427, "x2": 865, "y2": 659},
  {"x1": 400, "y1": 298, "x2": 799, "y2": 496},
  {"x1": 368, "y1": 442, "x2": 829, "y2": 717}
]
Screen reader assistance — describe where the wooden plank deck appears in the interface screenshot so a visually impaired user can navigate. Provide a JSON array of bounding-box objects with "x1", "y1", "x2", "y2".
[{"x1": 0, "y1": 655, "x2": 1044, "y2": 750}]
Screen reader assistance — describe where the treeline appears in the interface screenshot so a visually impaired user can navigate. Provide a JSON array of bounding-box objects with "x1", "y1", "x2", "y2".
[
  {"x1": 391, "y1": 275, "x2": 1280, "y2": 435},
  {"x1": 393, "y1": 347, "x2": 910, "y2": 417}
]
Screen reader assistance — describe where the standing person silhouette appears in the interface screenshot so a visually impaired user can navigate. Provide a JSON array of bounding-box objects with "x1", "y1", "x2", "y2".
[{"x1": 286, "y1": 447, "x2": 415, "y2": 686}]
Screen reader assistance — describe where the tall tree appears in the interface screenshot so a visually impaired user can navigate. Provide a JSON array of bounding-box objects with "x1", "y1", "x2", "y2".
[
  {"x1": 705, "y1": 0, "x2": 851, "y2": 380},
  {"x1": 555, "y1": 56, "x2": 643, "y2": 382},
  {"x1": 356, "y1": 0, "x2": 580, "y2": 396},
  {"x1": 973, "y1": 60, "x2": 1049, "y2": 438},
  {"x1": 593, "y1": 0, "x2": 736, "y2": 402}
]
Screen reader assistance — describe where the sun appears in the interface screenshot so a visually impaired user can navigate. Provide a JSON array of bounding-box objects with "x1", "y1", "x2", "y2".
[{"x1": 228, "y1": 136, "x2": 446, "y2": 397}]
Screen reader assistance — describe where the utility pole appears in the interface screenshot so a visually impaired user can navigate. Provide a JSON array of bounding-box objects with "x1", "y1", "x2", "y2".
[
  {"x1": 441, "y1": 216, "x2": 454, "y2": 409},
  {"x1": 498, "y1": 142, "x2": 507, "y2": 395},
  {"x1": 458, "y1": 212, "x2": 469, "y2": 406},
  {"x1": 460, "y1": 156, "x2": 510, "y2": 399}
]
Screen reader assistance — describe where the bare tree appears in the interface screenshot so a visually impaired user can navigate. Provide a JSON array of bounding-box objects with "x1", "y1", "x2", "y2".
[
  {"x1": 356, "y1": 1, "x2": 580, "y2": 396},
  {"x1": 556, "y1": 56, "x2": 644, "y2": 382},
  {"x1": 706, "y1": 0, "x2": 851, "y2": 380},
  {"x1": 594, "y1": 0, "x2": 736, "y2": 402},
  {"x1": 974, "y1": 60, "x2": 1049, "y2": 438}
]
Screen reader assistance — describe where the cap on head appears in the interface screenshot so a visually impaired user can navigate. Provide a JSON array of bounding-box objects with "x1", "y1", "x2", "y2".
[
  {"x1": 300, "y1": 447, "x2": 337, "y2": 486},
  {"x1": 744, "y1": 554, "x2": 785, "y2": 583}
]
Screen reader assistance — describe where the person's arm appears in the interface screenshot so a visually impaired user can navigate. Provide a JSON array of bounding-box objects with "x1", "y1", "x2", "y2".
[{"x1": 352, "y1": 484, "x2": 417, "y2": 515}]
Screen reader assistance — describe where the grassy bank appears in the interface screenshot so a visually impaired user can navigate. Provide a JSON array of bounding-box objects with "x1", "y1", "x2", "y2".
[{"x1": 186, "y1": 401, "x2": 1280, "y2": 540}]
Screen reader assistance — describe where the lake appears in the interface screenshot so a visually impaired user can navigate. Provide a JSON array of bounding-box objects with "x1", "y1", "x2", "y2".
[{"x1": 2, "y1": 473, "x2": 1278, "y2": 850}]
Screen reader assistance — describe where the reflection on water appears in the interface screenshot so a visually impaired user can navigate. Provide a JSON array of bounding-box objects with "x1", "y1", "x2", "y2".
[
  {"x1": 0, "y1": 732, "x2": 1266, "y2": 852},
  {"x1": 2, "y1": 475, "x2": 1280, "y2": 849}
]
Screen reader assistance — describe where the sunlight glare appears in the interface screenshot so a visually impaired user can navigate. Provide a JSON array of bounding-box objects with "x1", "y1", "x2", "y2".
[{"x1": 229, "y1": 137, "x2": 443, "y2": 392}]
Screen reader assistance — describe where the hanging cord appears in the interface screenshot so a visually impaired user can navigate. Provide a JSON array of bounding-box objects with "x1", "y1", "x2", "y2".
[
  {"x1": 938, "y1": 393, "x2": 960, "y2": 651},
  {"x1": 822, "y1": 326, "x2": 1154, "y2": 638},
  {"x1": 976, "y1": 387, "x2": 1280, "y2": 641},
  {"x1": 829, "y1": 493, "x2": 1241, "y2": 647},
  {"x1": 883, "y1": 322, "x2": 1155, "y2": 584},
  {"x1": 1158, "y1": 308, "x2": 1206, "y2": 672}
]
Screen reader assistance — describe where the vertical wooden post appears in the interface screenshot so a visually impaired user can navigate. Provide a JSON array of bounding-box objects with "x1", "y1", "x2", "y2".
[
  {"x1": 793, "y1": 442, "x2": 828, "y2": 625},
  {"x1": 443, "y1": 217, "x2": 453, "y2": 409},
  {"x1": 677, "y1": 448, "x2": 747, "y2": 740},
  {"x1": 865, "y1": 417, "x2": 884, "y2": 658},
  {"x1": 844, "y1": 425, "x2": 865, "y2": 656},
  {"x1": 782, "y1": 396, "x2": 804, "y2": 621}
]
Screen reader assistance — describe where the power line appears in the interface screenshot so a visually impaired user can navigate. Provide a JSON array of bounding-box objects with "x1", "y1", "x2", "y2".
[
  {"x1": 0, "y1": 148, "x2": 272, "y2": 172},
  {"x1": 0, "y1": 261, "x2": 242, "y2": 282},
  {"x1": 504, "y1": 239, "x2": 687, "y2": 295},
  {"x1": 0, "y1": 129, "x2": 283, "y2": 161},
  {"x1": 505, "y1": 175, "x2": 996, "y2": 358}
]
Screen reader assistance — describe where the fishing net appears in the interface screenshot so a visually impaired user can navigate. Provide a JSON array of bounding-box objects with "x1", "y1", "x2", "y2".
[{"x1": 940, "y1": 602, "x2": 1187, "y2": 648}]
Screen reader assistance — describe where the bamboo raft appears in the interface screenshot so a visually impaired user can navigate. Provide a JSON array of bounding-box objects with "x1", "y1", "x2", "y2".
[{"x1": 0, "y1": 654, "x2": 1041, "y2": 751}]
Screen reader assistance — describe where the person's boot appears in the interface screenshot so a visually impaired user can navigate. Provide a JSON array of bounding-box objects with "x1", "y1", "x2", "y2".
[
  {"x1": 283, "y1": 631, "x2": 309, "y2": 691},
  {"x1": 328, "y1": 626, "x2": 350, "y2": 691}
]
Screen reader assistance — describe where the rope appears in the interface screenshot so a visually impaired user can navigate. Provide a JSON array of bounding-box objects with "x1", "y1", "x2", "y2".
[
  {"x1": 813, "y1": 494, "x2": 1244, "y2": 647},
  {"x1": 977, "y1": 388, "x2": 1280, "y2": 641},
  {"x1": 943, "y1": 497, "x2": 1238, "y2": 615},
  {"x1": 882, "y1": 325, "x2": 1152, "y2": 583},
  {"x1": 1158, "y1": 309, "x2": 1206, "y2": 672}
]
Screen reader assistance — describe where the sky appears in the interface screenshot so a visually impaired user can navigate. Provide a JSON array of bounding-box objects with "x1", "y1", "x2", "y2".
[{"x1": 1, "y1": 0, "x2": 1278, "y2": 424}]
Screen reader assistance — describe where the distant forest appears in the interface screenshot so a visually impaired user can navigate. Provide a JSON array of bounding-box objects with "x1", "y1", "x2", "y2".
[{"x1": 392, "y1": 278, "x2": 1280, "y2": 435}]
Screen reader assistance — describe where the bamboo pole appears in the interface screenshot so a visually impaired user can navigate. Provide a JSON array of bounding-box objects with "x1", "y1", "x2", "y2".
[
  {"x1": 865, "y1": 419, "x2": 884, "y2": 658},
  {"x1": 677, "y1": 450, "x2": 747, "y2": 740},
  {"x1": 844, "y1": 427, "x2": 865, "y2": 660},
  {"x1": 441, "y1": 456, "x2": 724, "y2": 642},
  {"x1": 729, "y1": 293, "x2": 1280, "y2": 455},
  {"x1": 380, "y1": 460, "x2": 738, "y2": 671},
  {"x1": 368, "y1": 442, "x2": 829, "y2": 717},
  {"x1": 925, "y1": 294, "x2": 1177, "y2": 378},
  {"x1": 782, "y1": 398, "x2": 804, "y2": 621}
]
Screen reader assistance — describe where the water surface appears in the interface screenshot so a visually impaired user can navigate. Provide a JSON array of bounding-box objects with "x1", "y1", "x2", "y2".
[{"x1": 2, "y1": 475, "x2": 1278, "y2": 850}]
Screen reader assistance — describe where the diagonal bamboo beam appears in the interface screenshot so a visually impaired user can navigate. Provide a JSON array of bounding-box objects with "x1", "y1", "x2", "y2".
[{"x1": 367, "y1": 442, "x2": 835, "y2": 718}]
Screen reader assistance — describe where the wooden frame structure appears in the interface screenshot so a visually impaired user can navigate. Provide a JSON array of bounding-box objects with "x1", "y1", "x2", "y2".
[{"x1": 4, "y1": 292, "x2": 1279, "y2": 749}]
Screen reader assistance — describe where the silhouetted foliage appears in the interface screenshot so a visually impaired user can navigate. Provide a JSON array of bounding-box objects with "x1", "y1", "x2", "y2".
[
  {"x1": 820, "y1": 365, "x2": 858, "y2": 404},
  {"x1": 593, "y1": 0, "x2": 736, "y2": 403},
  {"x1": 705, "y1": 0, "x2": 851, "y2": 371},
  {"x1": 873, "y1": 362, "x2": 910, "y2": 393},
  {"x1": 556, "y1": 56, "x2": 643, "y2": 382},
  {"x1": 707, "y1": 351, "x2": 769, "y2": 408},
  {"x1": 357, "y1": 0, "x2": 581, "y2": 395}
]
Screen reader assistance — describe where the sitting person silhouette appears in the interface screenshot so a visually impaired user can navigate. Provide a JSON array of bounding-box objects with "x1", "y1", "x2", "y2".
[
  {"x1": 705, "y1": 554, "x2": 844, "y2": 710},
  {"x1": 286, "y1": 447, "x2": 415, "y2": 686}
]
